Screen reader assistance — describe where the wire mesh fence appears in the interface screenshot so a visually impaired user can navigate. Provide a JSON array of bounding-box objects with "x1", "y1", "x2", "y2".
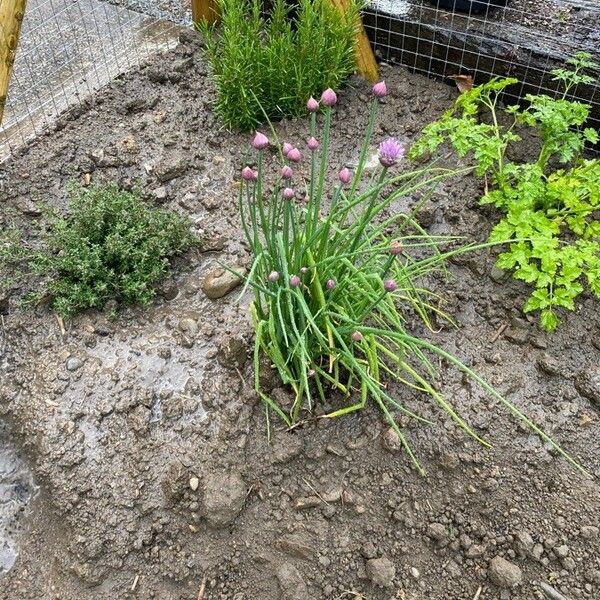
[
  {"x1": 0, "y1": 0, "x2": 182, "y2": 161},
  {"x1": 1, "y1": 0, "x2": 598, "y2": 162},
  {"x1": 362, "y1": 0, "x2": 600, "y2": 133}
]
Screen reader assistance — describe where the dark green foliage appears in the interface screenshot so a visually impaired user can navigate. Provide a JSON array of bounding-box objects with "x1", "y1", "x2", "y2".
[
  {"x1": 199, "y1": 0, "x2": 358, "y2": 130},
  {"x1": 0, "y1": 183, "x2": 197, "y2": 318},
  {"x1": 411, "y1": 52, "x2": 600, "y2": 331}
]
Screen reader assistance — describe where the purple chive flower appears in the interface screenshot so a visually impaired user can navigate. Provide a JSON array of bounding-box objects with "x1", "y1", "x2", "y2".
[
  {"x1": 282, "y1": 142, "x2": 293, "y2": 156},
  {"x1": 372, "y1": 81, "x2": 387, "y2": 98},
  {"x1": 320, "y1": 88, "x2": 338, "y2": 107},
  {"x1": 307, "y1": 96, "x2": 319, "y2": 112},
  {"x1": 241, "y1": 166, "x2": 258, "y2": 182},
  {"x1": 389, "y1": 240, "x2": 403, "y2": 255},
  {"x1": 326, "y1": 278, "x2": 336, "y2": 290},
  {"x1": 287, "y1": 147, "x2": 302, "y2": 163},
  {"x1": 282, "y1": 187, "x2": 295, "y2": 200},
  {"x1": 351, "y1": 331, "x2": 363, "y2": 342},
  {"x1": 289, "y1": 275, "x2": 301, "y2": 287},
  {"x1": 307, "y1": 137, "x2": 319, "y2": 151},
  {"x1": 379, "y1": 138, "x2": 405, "y2": 168},
  {"x1": 253, "y1": 131, "x2": 269, "y2": 150},
  {"x1": 384, "y1": 279, "x2": 398, "y2": 293},
  {"x1": 338, "y1": 167, "x2": 352, "y2": 184},
  {"x1": 268, "y1": 271, "x2": 280, "y2": 283},
  {"x1": 281, "y1": 165, "x2": 293, "y2": 180}
]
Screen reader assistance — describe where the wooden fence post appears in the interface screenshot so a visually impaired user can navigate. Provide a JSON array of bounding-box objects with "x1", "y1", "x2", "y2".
[
  {"x1": 0, "y1": 0, "x2": 27, "y2": 125},
  {"x1": 191, "y1": 0, "x2": 221, "y2": 25}
]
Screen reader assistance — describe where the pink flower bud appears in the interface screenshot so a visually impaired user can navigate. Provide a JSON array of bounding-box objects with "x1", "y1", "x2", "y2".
[
  {"x1": 241, "y1": 166, "x2": 258, "y2": 182},
  {"x1": 389, "y1": 240, "x2": 403, "y2": 255},
  {"x1": 307, "y1": 96, "x2": 319, "y2": 112},
  {"x1": 289, "y1": 275, "x2": 301, "y2": 287},
  {"x1": 307, "y1": 137, "x2": 319, "y2": 151},
  {"x1": 281, "y1": 165, "x2": 293, "y2": 180},
  {"x1": 282, "y1": 142, "x2": 293, "y2": 156},
  {"x1": 282, "y1": 187, "x2": 295, "y2": 200},
  {"x1": 326, "y1": 278, "x2": 336, "y2": 290},
  {"x1": 384, "y1": 279, "x2": 398, "y2": 293},
  {"x1": 252, "y1": 131, "x2": 269, "y2": 150},
  {"x1": 372, "y1": 81, "x2": 387, "y2": 98},
  {"x1": 320, "y1": 88, "x2": 338, "y2": 107},
  {"x1": 300, "y1": 267, "x2": 308, "y2": 274},
  {"x1": 268, "y1": 271, "x2": 279, "y2": 283},
  {"x1": 338, "y1": 167, "x2": 352, "y2": 184},
  {"x1": 287, "y1": 147, "x2": 302, "y2": 163},
  {"x1": 351, "y1": 331, "x2": 363, "y2": 342}
]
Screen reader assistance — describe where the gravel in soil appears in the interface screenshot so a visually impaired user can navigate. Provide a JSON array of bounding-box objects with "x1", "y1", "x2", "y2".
[{"x1": 0, "y1": 30, "x2": 599, "y2": 600}]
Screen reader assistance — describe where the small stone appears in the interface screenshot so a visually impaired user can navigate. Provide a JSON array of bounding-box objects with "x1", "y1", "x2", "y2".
[
  {"x1": 153, "y1": 186, "x2": 168, "y2": 202},
  {"x1": 410, "y1": 566, "x2": 420, "y2": 579},
  {"x1": 365, "y1": 557, "x2": 395, "y2": 587},
  {"x1": 514, "y1": 531, "x2": 534, "y2": 557},
  {"x1": 489, "y1": 556, "x2": 522, "y2": 588},
  {"x1": 532, "y1": 543, "x2": 544, "y2": 560},
  {"x1": 490, "y1": 266, "x2": 508, "y2": 283},
  {"x1": 201, "y1": 266, "x2": 246, "y2": 300},
  {"x1": 575, "y1": 367, "x2": 600, "y2": 406},
  {"x1": 537, "y1": 353, "x2": 562, "y2": 375},
  {"x1": 276, "y1": 563, "x2": 308, "y2": 600},
  {"x1": 203, "y1": 472, "x2": 246, "y2": 527},
  {"x1": 427, "y1": 523, "x2": 448, "y2": 546},
  {"x1": 189, "y1": 476, "x2": 199, "y2": 491},
  {"x1": 382, "y1": 427, "x2": 403, "y2": 453},
  {"x1": 554, "y1": 544, "x2": 569, "y2": 558},
  {"x1": 154, "y1": 153, "x2": 188, "y2": 182},
  {"x1": 178, "y1": 318, "x2": 198, "y2": 337},
  {"x1": 66, "y1": 357, "x2": 83, "y2": 372},
  {"x1": 581, "y1": 525, "x2": 599, "y2": 539}
]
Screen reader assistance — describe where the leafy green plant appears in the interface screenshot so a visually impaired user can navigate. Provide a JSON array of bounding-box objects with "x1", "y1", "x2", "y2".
[
  {"x1": 411, "y1": 52, "x2": 600, "y2": 331},
  {"x1": 234, "y1": 85, "x2": 585, "y2": 475},
  {"x1": 0, "y1": 183, "x2": 197, "y2": 318},
  {"x1": 198, "y1": 0, "x2": 358, "y2": 130}
]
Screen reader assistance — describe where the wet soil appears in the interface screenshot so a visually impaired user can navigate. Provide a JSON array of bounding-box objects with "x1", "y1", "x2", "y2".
[{"x1": 1, "y1": 30, "x2": 599, "y2": 600}]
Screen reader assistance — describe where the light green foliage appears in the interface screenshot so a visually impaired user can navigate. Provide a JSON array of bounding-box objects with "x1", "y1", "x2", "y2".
[
  {"x1": 199, "y1": 0, "x2": 358, "y2": 130},
  {"x1": 238, "y1": 95, "x2": 585, "y2": 475},
  {"x1": 411, "y1": 52, "x2": 600, "y2": 331},
  {"x1": 0, "y1": 183, "x2": 197, "y2": 318}
]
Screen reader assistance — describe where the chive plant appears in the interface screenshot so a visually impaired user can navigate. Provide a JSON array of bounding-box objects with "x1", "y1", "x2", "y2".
[{"x1": 237, "y1": 83, "x2": 585, "y2": 475}]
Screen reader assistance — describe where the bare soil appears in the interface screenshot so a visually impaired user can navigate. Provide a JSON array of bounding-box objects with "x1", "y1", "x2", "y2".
[{"x1": 0, "y1": 30, "x2": 599, "y2": 600}]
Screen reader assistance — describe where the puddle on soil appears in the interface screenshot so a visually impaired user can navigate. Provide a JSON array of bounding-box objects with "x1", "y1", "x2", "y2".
[{"x1": 0, "y1": 422, "x2": 37, "y2": 577}]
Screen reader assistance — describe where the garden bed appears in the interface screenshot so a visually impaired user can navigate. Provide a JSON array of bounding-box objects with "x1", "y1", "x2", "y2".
[{"x1": 0, "y1": 31, "x2": 599, "y2": 599}]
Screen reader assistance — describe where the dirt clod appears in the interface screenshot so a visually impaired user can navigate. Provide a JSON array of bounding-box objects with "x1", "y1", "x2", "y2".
[
  {"x1": 203, "y1": 472, "x2": 246, "y2": 527},
  {"x1": 488, "y1": 555, "x2": 523, "y2": 588},
  {"x1": 365, "y1": 557, "x2": 396, "y2": 587}
]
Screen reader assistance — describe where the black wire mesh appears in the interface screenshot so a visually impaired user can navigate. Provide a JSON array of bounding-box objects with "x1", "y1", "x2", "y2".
[{"x1": 362, "y1": 0, "x2": 600, "y2": 133}]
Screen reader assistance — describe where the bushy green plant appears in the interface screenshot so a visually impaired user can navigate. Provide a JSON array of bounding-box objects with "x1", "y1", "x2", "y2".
[
  {"x1": 235, "y1": 86, "x2": 585, "y2": 474},
  {"x1": 411, "y1": 52, "x2": 600, "y2": 332},
  {"x1": 198, "y1": 0, "x2": 358, "y2": 131},
  {"x1": 0, "y1": 183, "x2": 197, "y2": 318}
]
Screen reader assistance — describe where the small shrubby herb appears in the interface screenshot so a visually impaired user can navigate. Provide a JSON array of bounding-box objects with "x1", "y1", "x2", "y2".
[
  {"x1": 198, "y1": 0, "x2": 358, "y2": 131},
  {"x1": 237, "y1": 84, "x2": 584, "y2": 474},
  {"x1": 411, "y1": 52, "x2": 600, "y2": 331},
  {"x1": 0, "y1": 183, "x2": 197, "y2": 318}
]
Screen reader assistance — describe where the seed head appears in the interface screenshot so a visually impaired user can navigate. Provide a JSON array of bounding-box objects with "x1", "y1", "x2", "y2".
[
  {"x1": 378, "y1": 138, "x2": 405, "y2": 168},
  {"x1": 282, "y1": 142, "x2": 293, "y2": 156},
  {"x1": 289, "y1": 275, "x2": 301, "y2": 287},
  {"x1": 384, "y1": 279, "x2": 398, "y2": 293},
  {"x1": 252, "y1": 131, "x2": 269, "y2": 150},
  {"x1": 320, "y1": 88, "x2": 338, "y2": 107},
  {"x1": 338, "y1": 167, "x2": 352, "y2": 185},
  {"x1": 326, "y1": 278, "x2": 336, "y2": 290},
  {"x1": 287, "y1": 147, "x2": 302, "y2": 163},
  {"x1": 307, "y1": 96, "x2": 319, "y2": 112},
  {"x1": 281, "y1": 165, "x2": 293, "y2": 180},
  {"x1": 389, "y1": 240, "x2": 403, "y2": 255},
  {"x1": 372, "y1": 81, "x2": 387, "y2": 98},
  {"x1": 241, "y1": 166, "x2": 258, "y2": 182},
  {"x1": 351, "y1": 331, "x2": 363, "y2": 342},
  {"x1": 282, "y1": 187, "x2": 295, "y2": 200},
  {"x1": 307, "y1": 137, "x2": 319, "y2": 151},
  {"x1": 268, "y1": 271, "x2": 280, "y2": 283}
]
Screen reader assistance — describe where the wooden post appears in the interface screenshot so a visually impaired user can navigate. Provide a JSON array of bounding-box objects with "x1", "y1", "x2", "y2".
[
  {"x1": 0, "y1": 0, "x2": 27, "y2": 125},
  {"x1": 191, "y1": 0, "x2": 221, "y2": 25},
  {"x1": 329, "y1": 0, "x2": 379, "y2": 82}
]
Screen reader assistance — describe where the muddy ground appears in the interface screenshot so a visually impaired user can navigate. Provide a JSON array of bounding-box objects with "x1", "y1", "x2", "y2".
[{"x1": 0, "y1": 30, "x2": 599, "y2": 600}]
